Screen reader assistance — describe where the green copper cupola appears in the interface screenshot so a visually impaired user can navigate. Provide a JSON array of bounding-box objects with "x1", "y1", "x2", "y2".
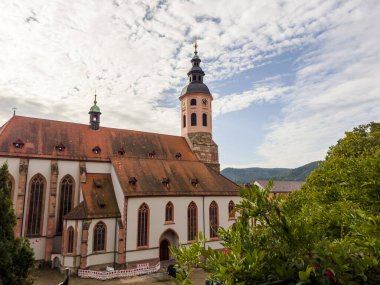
[{"x1": 89, "y1": 94, "x2": 101, "y2": 130}]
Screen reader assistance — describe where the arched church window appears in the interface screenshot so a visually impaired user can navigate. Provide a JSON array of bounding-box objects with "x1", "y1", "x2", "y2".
[
  {"x1": 93, "y1": 222, "x2": 106, "y2": 251},
  {"x1": 6, "y1": 175, "x2": 15, "y2": 201},
  {"x1": 190, "y1": 99, "x2": 197, "y2": 106},
  {"x1": 137, "y1": 203, "x2": 149, "y2": 247},
  {"x1": 26, "y1": 174, "x2": 45, "y2": 236},
  {"x1": 209, "y1": 201, "x2": 219, "y2": 238},
  {"x1": 67, "y1": 226, "x2": 74, "y2": 253},
  {"x1": 183, "y1": 115, "x2": 186, "y2": 128},
  {"x1": 191, "y1": 113, "x2": 197, "y2": 126},
  {"x1": 228, "y1": 201, "x2": 235, "y2": 219},
  {"x1": 202, "y1": 113, "x2": 207, "y2": 127},
  {"x1": 187, "y1": 202, "x2": 197, "y2": 241},
  {"x1": 57, "y1": 175, "x2": 74, "y2": 234},
  {"x1": 165, "y1": 202, "x2": 174, "y2": 222}
]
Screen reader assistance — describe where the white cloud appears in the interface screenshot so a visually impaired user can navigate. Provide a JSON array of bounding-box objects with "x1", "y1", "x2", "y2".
[{"x1": 0, "y1": 0, "x2": 378, "y2": 168}]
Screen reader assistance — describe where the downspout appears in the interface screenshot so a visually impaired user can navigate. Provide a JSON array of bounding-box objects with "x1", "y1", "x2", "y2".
[
  {"x1": 113, "y1": 217, "x2": 117, "y2": 269},
  {"x1": 21, "y1": 164, "x2": 30, "y2": 237},
  {"x1": 202, "y1": 195, "x2": 205, "y2": 248}
]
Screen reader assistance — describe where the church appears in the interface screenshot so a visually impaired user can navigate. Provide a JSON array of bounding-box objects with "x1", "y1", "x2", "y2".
[{"x1": 0, "y1": 44, "x2": 240, "y2": 270}]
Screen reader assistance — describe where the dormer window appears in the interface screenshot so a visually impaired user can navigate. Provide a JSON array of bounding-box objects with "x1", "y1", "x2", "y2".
[
  {"x1": 128, "y1": 177, "x2": 137, "y2": 185},
  {"x1": 148, "y1": 150, "x2": 156, "y2": 158},
  {"x1": 118, "y1": 148, "x2": 126, "y2": 155},
  {"x1": 161, "y1": 178, "x2": 170, "y2": 187},
  {"x1": 190, "y1": 178, "x2": 199, "y2": 187},
  {"x1": 175, "y1": 152, "x2": 182, "y2": 159},
  {"x1": 13, "y1": 139, "x2": 24, "y2": 149},
  {"x1": 92, "y1": 146, "x2": 101, "y2": 154},
  {"x1": 93, "y1": 179, "x2": 102, "y2": 188},
  {"x1": 55, "y1": 143, "x2": 65, "y2": 152}
]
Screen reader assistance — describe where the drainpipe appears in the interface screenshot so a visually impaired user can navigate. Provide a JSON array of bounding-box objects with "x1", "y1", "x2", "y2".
[
  {"x1": 113, "y1": 217, "x2": 117, "y2": 269},
  {"x1": 202, "y1": 196, "x2": 205, "y2": 248}
]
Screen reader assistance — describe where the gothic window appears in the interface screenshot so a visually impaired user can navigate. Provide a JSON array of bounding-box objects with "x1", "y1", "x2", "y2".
[
  {"x1": 137, "y1": 203, "x2": 149, "y2": 247},
  {"x1": 93, "y1": 222, "x2": 106, "y2": 251},
  {"x1": 190, "y1": 99, "x2": 197, "y2": 106},
  {"x1": 57, "y1": 175, "x2": 74, "y2": 234},
  {"x1": 7, "y1": 175, "x2": 14, "y2": 201},
  {"x1": 228, "y1": 201, "x2": 235, "y2": 219},
  {"x1": 202, "y1": 113, "x2": 207, "y2": 127},
  {"x1": 209, "y1": 201, "x2": 219, "y2": 239},
  {"x1": 183, "y1": 115, "x2": 186, "y2": 128},
  {"x1": 191, "y1": 113, "x2": 197, "y2": 126},
  {"x1": 165, "y1": 202, "x2": 174, "y2": 222},
  {"x1": 187, "y1": 202, "x2": 197, "y2": 241},
  {"x1": 26, "y1": 174, "x2": 45, "y2": 236},
  {"x1": 67, "y1": 226, "x2": 74, "y2": 253}
]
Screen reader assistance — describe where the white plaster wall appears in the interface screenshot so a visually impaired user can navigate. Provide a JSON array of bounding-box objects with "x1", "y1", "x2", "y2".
[
  {"x1": 125, "y1": 196, "x2": 240, "y2": 261},
  {"x1": 28, "y1": 237, "x2": 46, "y2": 260},
  {"x1": 86, "y1": 218, "x2": 117, "y2": 267},
  {"x1": 86, "y1": 162, "x2": 111, "y2": 174},
  {"x1": 0, "y1": 157, "x2": 20, "y2": 207},
  {"x1": 126, "y1": 248, "x2": 158, "y2": 263},
  {"x1": 111, "y1": 165, "x2": 124, "y2": 223}
]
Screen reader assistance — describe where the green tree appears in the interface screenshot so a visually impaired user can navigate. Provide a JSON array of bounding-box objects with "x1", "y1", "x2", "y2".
[
  {"x1": 172, "y1": 122, "x2": 380, "y2": 284},
  {"x1": 0, "y1": 162, "x2": 34, "y2": 285}
]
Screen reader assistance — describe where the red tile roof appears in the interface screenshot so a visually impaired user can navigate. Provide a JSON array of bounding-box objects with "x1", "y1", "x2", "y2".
[
  {"x1": 65, "y1": 174, "x2": 121, "y2": 220},
  {"x1": 255, "y1": 180, "x2": 304, "y2": 193},
  {"x1": 112, "y1": 157, "x2": 239, "y2": 196},
  {"x1": 0, "y1": 116, "x2": 198, "y2": 162}
]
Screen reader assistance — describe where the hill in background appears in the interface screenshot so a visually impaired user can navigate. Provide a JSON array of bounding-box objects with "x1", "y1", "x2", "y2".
[{"x1": 221, "y1": 161, "x2": 319, "y2": 184}]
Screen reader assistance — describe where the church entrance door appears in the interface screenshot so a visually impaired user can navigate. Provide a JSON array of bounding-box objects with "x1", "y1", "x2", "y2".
[{"x1": 159, "y1": 239, "x2": 170, "y2": 261}]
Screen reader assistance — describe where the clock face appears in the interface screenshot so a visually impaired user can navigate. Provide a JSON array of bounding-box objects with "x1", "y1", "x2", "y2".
[{"x1": 202, "y1": 98, "x2": 208, "y2": 106}]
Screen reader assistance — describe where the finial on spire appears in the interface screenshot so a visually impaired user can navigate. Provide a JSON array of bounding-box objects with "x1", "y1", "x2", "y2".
[
  {"x1": 194, "y1": 36, "x2": 198, "y2": 55},
  {"x1": 12, "y1": 107, "x2": 17, "y2": 116},
  {"x1": 94, "y1": 90, "x2": 97, "y2": 105}
]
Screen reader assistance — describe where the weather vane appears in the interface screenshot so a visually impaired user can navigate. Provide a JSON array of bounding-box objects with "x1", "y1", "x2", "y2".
[
  {"x1": 12, "y1": 107, "x2": 17, "y2": 116},
  {"x1": 194, "y1": 36, "x2": 198, "y2": 54}
]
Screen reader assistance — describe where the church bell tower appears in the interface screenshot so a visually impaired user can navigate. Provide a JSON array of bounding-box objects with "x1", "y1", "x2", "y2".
[{"x1": 179, "y1": 40, "x2": 220, "y2": 172}]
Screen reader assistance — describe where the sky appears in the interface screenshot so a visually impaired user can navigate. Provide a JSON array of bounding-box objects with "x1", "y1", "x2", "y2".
[{"x1": 0, "y1": 0, "x2": 379, "y2": 170}]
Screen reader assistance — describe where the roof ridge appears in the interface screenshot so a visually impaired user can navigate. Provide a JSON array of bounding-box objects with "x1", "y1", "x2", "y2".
[{"x1": 5, "y1": 115, "x2": 185, "y2": 139}]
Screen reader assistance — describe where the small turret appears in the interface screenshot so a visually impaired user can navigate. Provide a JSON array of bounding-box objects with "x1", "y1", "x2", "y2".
[{"x1": 89, "y1": 94, "x2": 101, "y2": 130}]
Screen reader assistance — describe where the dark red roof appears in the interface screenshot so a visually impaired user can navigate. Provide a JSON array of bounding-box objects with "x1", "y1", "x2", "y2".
[
  {"x1": 0, "y1": 116, "x2": 198, "y2": 162},
  {"x1": 65, "y1": 174, "x2": 121, "y2": 220},
  {"x1": 112, "y1": 157, "x2": 239, "y2": 196},
  {"x1": 255, "y1": 180, "x2": 304, "y2": 193}
]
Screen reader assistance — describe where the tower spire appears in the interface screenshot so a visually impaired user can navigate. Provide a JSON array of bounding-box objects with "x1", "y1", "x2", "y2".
[
  {"x1": 194, "y1": 36, "x2": 198, "y2": 55},
  {"x1": 89, "y1": 91, "x2": 101, "y2": 130}
]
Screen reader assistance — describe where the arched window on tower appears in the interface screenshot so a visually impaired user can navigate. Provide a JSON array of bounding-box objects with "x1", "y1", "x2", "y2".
[
  {"x1": 67, "y1": 226, "x2": 74, "y2": 254},
  {"x1": 165, "y1": 202, "x2": 174, "y2": 223},
  {"x1": 137, "y1": 203, "x2": 149, "y2": 247},
  {"x1": 93, "y1": 222, "x2": 106, "y2": 251},
  {"x1": 192, "y1": 75, "x2": 196, "y2": 81},
  {"x1": 228, "y1": 201, "x2": 235, "y2": 219},
  {"x1": 191, "y1": 113, "x2": 197, "y2": 126},
  {"x1": 26, "y1": 174, "x2": 45, "y2": 236},
  {"x1": 183, "y1": 115, "x2": 186, "y2": 128},
  {"x1": 190, "y1": 99, "x2": 197, "y2": 106},
  {"x1": 57, "y1": 175, "x2": 74, "y2": 234},
  {"x1": 187, "y1": 202, "x2": 197, "y2": 241},
  {"x1": 209, "y1": 201, "x2": 219, "y2": 239},
  {"x1": 202, "y1": 113, "x2": 207, "y2": 127}
]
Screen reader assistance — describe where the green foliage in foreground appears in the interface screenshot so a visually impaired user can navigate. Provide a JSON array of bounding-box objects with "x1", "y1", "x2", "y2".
[
  {"x1": 0, "y1": 163, "x2": 34, "y2": 285},
  {"x1": 172, "y1": 122, "x2": 380, "y2": 284}
]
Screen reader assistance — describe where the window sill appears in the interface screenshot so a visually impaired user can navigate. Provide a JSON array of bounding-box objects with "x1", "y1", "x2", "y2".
[
  {"x1": 164, "y1": 221, "x2": 175, "y2": 225},
  {"x1": 228, "y1": 217, "x2": 236, "y2": 221},
  {"x1": 136, "y1": 246, "x2": 149, "y2": 250},
  {"x1": 92, "y1": 250, "x2": 106, "y2": 254},
  {"x1": 209, "y1": 237, "x2": 219, "y2": 241}
]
